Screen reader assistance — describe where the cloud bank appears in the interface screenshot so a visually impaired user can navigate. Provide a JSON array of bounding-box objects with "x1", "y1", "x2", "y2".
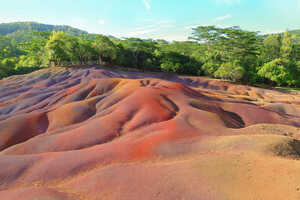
[
  {"x1": 142, "y1": 0, "x2": 151, "y2": 10},
  {"x1": 213, "y1": 14, "x2": 232, "y2": 22}
]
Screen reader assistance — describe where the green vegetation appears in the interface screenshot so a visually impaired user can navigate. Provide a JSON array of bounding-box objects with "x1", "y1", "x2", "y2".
[
  {"x1": 214, "y1": 61, "x2": 245, "y2": 82},
  {"x1": 1, "y1": 22, "x2": 300, "y2": 88},
  {"x1": 0, "y1": 22, "x2": 88, "y2": 40}
]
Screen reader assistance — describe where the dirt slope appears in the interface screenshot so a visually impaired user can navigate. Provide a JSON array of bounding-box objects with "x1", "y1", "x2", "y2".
[{"x1": 0, "y1": 66, "x2": 300, "y2": 200}]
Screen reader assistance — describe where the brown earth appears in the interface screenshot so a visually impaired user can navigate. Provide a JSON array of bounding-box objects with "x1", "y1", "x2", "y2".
[{"x1": 0, "y1": 66, "x2": 300, "y2": 200}]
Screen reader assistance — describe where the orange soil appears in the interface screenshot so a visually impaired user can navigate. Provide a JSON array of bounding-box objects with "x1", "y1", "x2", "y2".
[{"x1": 0, "y1": 66, "x2": 300, "y2": 200}]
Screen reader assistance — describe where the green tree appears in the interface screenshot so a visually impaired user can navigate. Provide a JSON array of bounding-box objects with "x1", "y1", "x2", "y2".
[
  {"x1": 121, "y1": 38, "x2": 157, "y2": 70},
  {"x1": 0, "y1": 36, "x2": 22, "y2": 59},
  {"x1": 258, "y1": 58, "x2": 291, "y2": 86},
  {"x1": 293, "y1": 42, "x2": 300, "y2": 61},
  {"x1": 261, "y1": 34, "x2": 282, "y2": 62},
  {"x1": 17, "y1": 31, "x2": 50, "y2": 67},
  {"x1": 0, "y1": 60, "x2": 10, "y2": 78},
  {"x1": 281, "y1": 31, "x2": 294, "y2": 60},
  {"x1": 64, "y1": 35, "x2": 95, "y2": 65},
  {"x1": 45, "y1": 31, "x2": 70, "y2": 66},
  {"x1": 214, "y1": 61, "x2": 245, "y2": 82},
  {"x1": 189, "y1": 26, "x2": 261, "y2": 81},
  {"x1": 201, "y1": 61, "x2": 219, "y2": 76},
  {"x1": 93, "y1": 35, "x2": 117, "y2": 65}
]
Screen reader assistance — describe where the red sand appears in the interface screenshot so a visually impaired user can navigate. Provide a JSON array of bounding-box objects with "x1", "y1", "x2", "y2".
[{"x1": 0, "y1": 66, "x2": 300, "y2": 200}]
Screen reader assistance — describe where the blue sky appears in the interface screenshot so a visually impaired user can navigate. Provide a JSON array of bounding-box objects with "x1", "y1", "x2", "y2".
[{"x1": 1, "y1": 0, "x2": 300, "y2": 41}]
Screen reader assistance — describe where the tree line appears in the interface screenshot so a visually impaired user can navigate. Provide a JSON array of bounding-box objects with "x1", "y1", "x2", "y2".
[{"x1": 1, "y1": 26, "x2": 300, "y2": 87}]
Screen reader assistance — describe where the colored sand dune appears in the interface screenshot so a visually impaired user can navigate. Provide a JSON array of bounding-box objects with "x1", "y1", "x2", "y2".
[{"x1": 0, "y1": 66, "x2": 300, "y2": 200}]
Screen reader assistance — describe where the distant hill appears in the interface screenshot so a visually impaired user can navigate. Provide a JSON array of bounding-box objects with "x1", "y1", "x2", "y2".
[
  {"x1": 263, "y1": 30, "x2": 300, "y2": 43},
  {"x1": 289, "y1": 30, "x2": 300, "y2": 43},
  {"x1": 1, "y1": 21, "x2": 300, "y2": 43},
  {"x1": 0, "y1": 22, "x2": 88, "y2": 36},
  {"x1": 0, "y1": 22, "x2": 89, "y2": 42}
]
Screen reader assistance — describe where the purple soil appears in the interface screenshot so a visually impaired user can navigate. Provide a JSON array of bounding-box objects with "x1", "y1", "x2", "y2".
[{"x1": 0, "y1": 66, "x2": 300, "y2": 200}]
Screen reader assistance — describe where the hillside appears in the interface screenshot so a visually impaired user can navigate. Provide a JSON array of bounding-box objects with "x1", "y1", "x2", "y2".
[
  {"x1": 262, "y1": 29, "x2": 300, "y2": 43},
  {"x1": 0, "y1": 22, "x2": 88, "y2": 36},
  {"x1": 290, "y1": 29, "x2": 300, "y2": 43},
  {"x1": 0, "y1": 22, "x2": 89, "y2": 42},
  {"x1": 1, "y1": 21, "x2": 300, "y2": 43},
  {"x1": 0, "y1": 66, "x2": 300, "y2": 200}
]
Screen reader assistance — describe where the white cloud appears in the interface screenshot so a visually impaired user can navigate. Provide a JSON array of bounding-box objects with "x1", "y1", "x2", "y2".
[
  {"x1": 131, "y1": 29, "x2": 157, "y2": 35},
  {"x1": 0, "y1": 17, "x2": 50, "y2": 24},
  {"x1": 157, "y1": 19, "x2": 175, "y2": 24},
  {"x1": 213, "y1": 14, "x2": 232, "y2": 22},
  {"x1": 98, "y1": 20, "x2": 105, "y2": 25},
  {"x1": 214, "y1": 0, "x2": 241, "y2": 5},
  {"x1": 116, "y1": 28, "x2": 158, "y2": 37},
  {"x1": 132, "y1": 19, "x2": 175, "y2": 31},
  {"x1": 0, "y1": 17, "x2": 14, "y2": 23},
  {"x1": 185, "y1": 24, "x2": 210, "y2": 29},
  {"x1": 185, "y1": 25, "x2": 201, "y2": 29},
  {"x1": 159, "y1": 34, "x2": 187, "y2": 41},
  {"x1": 70, "y1": 18, "x2": 89, "y2": 30},
  {"x1": 142, "y1": 0, "x2": 151, "y2": 10},
  {"x1": 134, "y1": 24, "x2": 157, "y2": 31},
  {"x1": 100, "y1": 17, "x2": 176, "y2": 39},
  {"x1": 72, "y1": 18, "x2": 87, "y2": 24},
  {"x1": 261, "y1": 29, "x2": 285, "y2": 35}
]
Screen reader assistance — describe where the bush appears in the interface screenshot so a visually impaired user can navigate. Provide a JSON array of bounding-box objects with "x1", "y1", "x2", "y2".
[
  {"x1": 258, "y1": 58, "x2": 291, "y2": 86},
  {"x1": 295, "y1": 62, "x2": 300, "y2": 87},
  {"x1": 0, "y1": 63, "x2": 8, "y2": 79},
  {"x1": 17, "y1": 55, "x2": 49, "y2": 68},
  {"x1": 160, "y1": 52, "x2": 188, "y2": 73},
  {"x1": 0, "y1": 57, "x2": 18, "y2": 78},
  {"x1": 201, "y1": 61, "x2": 219, "y2": 76},
  {"x1": 161, "y1": 61, "x2": 180, "y2": 72},
  {"x1": 214, "y1": 61, "x2": 245, "y2": 82},
  {"x1": 286, "y1": 60, "x2": 300, "y2": 87}
]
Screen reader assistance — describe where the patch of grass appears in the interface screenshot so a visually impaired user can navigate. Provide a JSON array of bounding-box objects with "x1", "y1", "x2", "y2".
[
  {"x1": 254, "y1": 83, "x2": 300, "y2": 93},
  {"x1": 275, "y1": 86, "x2": 300, "y2": 92},
  {"x1": 271, "y1": 139, "x2": 300, "y2": 159}
]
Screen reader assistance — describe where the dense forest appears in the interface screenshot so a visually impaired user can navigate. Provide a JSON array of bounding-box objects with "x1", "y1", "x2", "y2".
[{"x1": 1, "y1": 22, "x2": 300, "y2": 88}]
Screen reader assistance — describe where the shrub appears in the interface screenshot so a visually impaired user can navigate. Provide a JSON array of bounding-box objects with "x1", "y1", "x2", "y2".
[
  {"x1": 161, "y1": 61, "x2": 180, "y2": 72},
  {"x1": 257, "y1": 58, "x2": 291, "y2": 86},
  {"x1": 214, "y1": 61, "x2": 245, "y2": 82},
  {"x1": 201, "y1": 61, "x2": 219, "y2": 76}
]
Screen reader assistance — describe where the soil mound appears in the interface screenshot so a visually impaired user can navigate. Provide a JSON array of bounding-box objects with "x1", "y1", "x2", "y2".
[{"x1": 0, "y1": 66, "x2": 300, "y2": 200}]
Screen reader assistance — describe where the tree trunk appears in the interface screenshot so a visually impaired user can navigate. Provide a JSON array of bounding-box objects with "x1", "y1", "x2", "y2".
[{"x1": 99, "y1": 56, "x2": 103, "y2": 65}]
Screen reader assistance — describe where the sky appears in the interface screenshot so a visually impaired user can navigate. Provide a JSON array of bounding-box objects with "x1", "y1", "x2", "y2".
[{"x1": 1, "y1": 0, "x2": 300, "y2": 41}]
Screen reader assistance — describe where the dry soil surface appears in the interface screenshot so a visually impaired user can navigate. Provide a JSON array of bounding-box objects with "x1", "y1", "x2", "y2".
[{"x1": 0, "y1": 66, "x2": 300, "y2": 200}]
